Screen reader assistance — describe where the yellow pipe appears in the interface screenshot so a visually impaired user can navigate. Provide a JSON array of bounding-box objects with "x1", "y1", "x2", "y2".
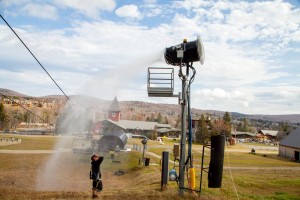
[{"x1": 189, "y1": 167, "x2": 196, "y2": 189}]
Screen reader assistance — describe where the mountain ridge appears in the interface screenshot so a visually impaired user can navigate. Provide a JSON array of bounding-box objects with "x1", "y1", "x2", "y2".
[{"x1": 1, "y1": 88, "x2": 300, "y2": 124}]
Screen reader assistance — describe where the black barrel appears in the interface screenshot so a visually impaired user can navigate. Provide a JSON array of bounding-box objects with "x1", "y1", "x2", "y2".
[
  {"x1": 145, "y1": 157, "x2": 150, "y2": 166},
  {"x1": 208, "y1": 135, "x2": 225, "y2": 188}
]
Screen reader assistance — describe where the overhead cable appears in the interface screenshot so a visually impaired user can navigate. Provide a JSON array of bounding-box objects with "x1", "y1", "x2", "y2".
[{"x1": 0, "y1": 14, "x2": 69, "y2": 100}]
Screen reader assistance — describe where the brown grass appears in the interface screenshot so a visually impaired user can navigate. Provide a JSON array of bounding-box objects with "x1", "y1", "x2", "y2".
[
  {"x1": 0, "y1": 137, "x2": 300, "y2": 200},
  {"x1": 0, "y1": 134, "x2": 73, "y2": 150},
  {"x1": 0, "y1": 152, "x2": 218, "y2": 200}
]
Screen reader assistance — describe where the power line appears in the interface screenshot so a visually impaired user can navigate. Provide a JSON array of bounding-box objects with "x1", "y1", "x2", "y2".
[
  {"x1": 0, "y1": 92, "x2": 46, "y2": 123},
  {"x1": 0, "y1": 14, "x2": 69, "y2": 100}
]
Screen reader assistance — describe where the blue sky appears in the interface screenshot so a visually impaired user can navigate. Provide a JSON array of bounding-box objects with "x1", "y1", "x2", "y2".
[{"x1": 0, "y1": 0, "x2": 300, "y2": 115}]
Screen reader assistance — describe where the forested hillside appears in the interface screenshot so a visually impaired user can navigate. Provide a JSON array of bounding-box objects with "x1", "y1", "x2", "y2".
[{"x1": 1, "y1": 88, "x2": 299, "y2": 132}]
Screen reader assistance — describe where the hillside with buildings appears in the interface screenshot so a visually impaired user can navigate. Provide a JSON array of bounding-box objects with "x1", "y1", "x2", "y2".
[{"x1": 1, "y1": 88, "x2": 300, "y2": 133}]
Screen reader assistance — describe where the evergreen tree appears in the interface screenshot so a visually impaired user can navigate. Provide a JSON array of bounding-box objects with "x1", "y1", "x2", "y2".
[
  {"x1": 164, "y1": 116, "x2": 169, "y2": 124},
  {"x1": 195, "y1": 114, "x2": 210, "y2": 144},
  {"x1": 0, "y1": 103, "x2": 8, "y2": 130},
  {"x1": 222, "y1": 112, "x2": 232, "y2": 137},
  {"x1": 157, "y1": 113, "x2": 163, "y2": 123},
  {"x1": 236, "y1": 118, "x2": 250, "y2": 132},
  {"x1": 0, "y1": 103, "x2": 6, "y2": 130},
  {"x1": 237, "y1": 122, "x2": 243, "y2": 131},
  {"x1": 223, "y1": 112, "x2": 231, "y2": 124},
  {"x1": 279, "y1": 122, "x2": 289, "y2": 132},
  {"x1": 43, "y1": 111, "x2": 49, "y2": 123},
  {"x1": 175, "y1": 115, "x2": 181, "y2": 128},
  {"x1": 243, "y1": 118, "x2": 249, "y2": 132},
  {"x1": 23, "y1": 112, "x2": 30, "y2": 125},
  {"x1": 150, "y1": 113, "x2": 155, "y2": 122}
]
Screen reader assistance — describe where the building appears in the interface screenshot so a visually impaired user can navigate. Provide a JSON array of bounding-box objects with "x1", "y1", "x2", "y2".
[
  {"x1": 255, "y1": 132, "x2": 266, "y2": 142},
  {"x1": 279, "y1": 126, "x2": 300, "y2": 162},
  {"x1": 258, "y1": 130, "x2": 279, "y2": 141},
  {"x1": 231, "y1": 131, "x2": 256, "y2": 143},
  {"x1": 231, "y1": 131, "x2": 256, "y2": 139},
  {"x1": 156, "y1": 126, "x2": 180, "y2": 138},
  {"x1": 94, "y1": 97, "x2": 174, "y2": 139}
]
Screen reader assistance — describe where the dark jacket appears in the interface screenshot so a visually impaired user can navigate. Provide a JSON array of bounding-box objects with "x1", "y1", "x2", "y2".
[{"x1": 90, "y1": 156, "x2": 104, "y2": 180}]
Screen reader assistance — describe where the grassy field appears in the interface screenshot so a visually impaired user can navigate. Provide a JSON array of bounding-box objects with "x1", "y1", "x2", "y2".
[
  {"x1": 0, "y1": 134, "x2": 73, "y2": 150},
  {"x1": 0, "y1": 135, "x2": 300, "y2": 200}
]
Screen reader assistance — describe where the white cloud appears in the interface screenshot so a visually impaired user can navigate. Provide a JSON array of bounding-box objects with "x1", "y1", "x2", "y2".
[
  {"x1": 275, "y1": 91, "x2": 300, "y2": 98},
  {"x1": 21, "y1": 3, "x2": 58, "y2": 20},
  {"x1": 195, "y1": 88, "x2": 252, "y2": 102},
  {"x1": 0, "y1": 19, "x2": 168, "y2": 98},
  {"x1": 144, "y1": 0, "x2": 157, "y2": 4},
  {"x1": 53, "y1": 0, "x2": 116, "y2": 18},
  {"x1": 142, "y1": 4, "x2": 162, "y2": 18},
  {"x1": 192, "y1": 88, "x2": 253, "y2": 113},
  {"x1": 195, "y1": 42, "x2": 287, "y2": 88},
  {"x1": 115, "y1": 4, "x2": 142, "y2": 19},
  {"x1": 173, "y1": 0, "x2": 211, "y2": 10},
  {"x1": 271, "y1": 85, "x2": 300, "y2": 99},
  {"x1": 192, "y1": 86, "x2": 300, "y2": 114},
  {"x1": 184, "y1": 0, "x2": 300, "y2": 51},
  {"x1": 1, "y1": 0, "x2": 29, "y2": 7},
  {"x1": 0, "y1": 68, "x2": 92, "y2": 96},
  {"x1": 1, "y1": 0, "x2": 116, "y2": 19},
  {"x1": 1, "y1": 0, "x2": 300, "y2": 115},
  {"x1": 0, "y1": 69, "x2": 52, "y2": 88}
]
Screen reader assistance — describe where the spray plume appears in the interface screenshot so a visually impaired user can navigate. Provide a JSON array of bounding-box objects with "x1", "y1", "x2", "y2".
[{"x1": 35, "y1": 49, "x2": 164, "y2": 191}]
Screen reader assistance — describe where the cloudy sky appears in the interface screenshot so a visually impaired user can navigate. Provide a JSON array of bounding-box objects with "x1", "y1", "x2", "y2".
[{"x1": 0, "y1": 0, "x2": 300, "y2": 115}]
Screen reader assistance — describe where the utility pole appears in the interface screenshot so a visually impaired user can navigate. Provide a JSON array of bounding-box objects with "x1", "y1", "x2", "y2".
[{"x1": 178, "y1": 74, "x2": 188, "y2": 196}]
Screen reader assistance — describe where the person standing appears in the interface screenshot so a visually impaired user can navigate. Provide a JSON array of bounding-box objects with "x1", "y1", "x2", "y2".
[{"x1": 90, "y1": 154, "x2": 104, "y2": 198}]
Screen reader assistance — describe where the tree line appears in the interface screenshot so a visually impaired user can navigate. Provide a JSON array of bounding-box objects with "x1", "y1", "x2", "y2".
[
  {"x1": 0, "y1": 103, "x2": 55, "y2": 131},
  {"x1": 194, "y1": 112, "x2": 232, "y2": 144}
]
